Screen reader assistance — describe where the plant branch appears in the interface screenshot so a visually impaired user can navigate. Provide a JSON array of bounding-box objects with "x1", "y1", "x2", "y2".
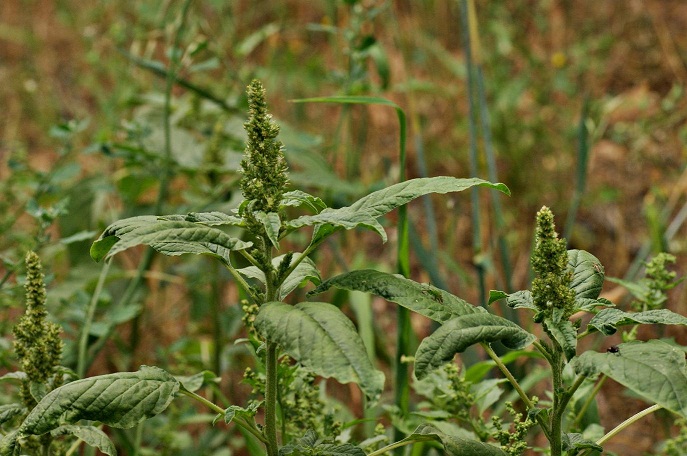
[{"x1": 77, "y1": 260, "x2": 111, "y2": 378}]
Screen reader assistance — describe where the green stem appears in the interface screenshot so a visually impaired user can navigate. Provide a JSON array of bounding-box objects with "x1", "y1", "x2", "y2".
[
  {"x1": 579, "y1": 404, "x2": 664, "y2": 456},
  {"x1": 264, "y1": 341, "x2": 279, "y2": 456},
  {"x1": 573, "y1": 375, "x2": 606, "y2": 429},
  {"x1": 550, "y1": 350, "x2": 564, "y2": 456},
  {"x1": 77, "y1": 260, "x2": 111, "y2": 377}
]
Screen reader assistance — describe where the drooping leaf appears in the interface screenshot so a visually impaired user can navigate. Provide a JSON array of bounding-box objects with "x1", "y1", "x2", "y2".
[
  {"x1": 286, "y1": 177, "x2": 509, "y2": 242},
  {"x1": 575, "y1": 340, "x2": 687, "y2": 417},
  {"x1": 238, "y1": 253, "x2": 321, "y2": 300},
  {"x1": 19, "y1": 366, "x2": 179, "y2": 436},
  {"x1": 309, "y1": 269, "x2": 483, "y2": 323},
  {"x1": 415, "y1": 314, "x2": 536, "y2": 380},
  {"x1": 586, "y1": 308, "x2": 687, "y2": 335},
  {"x1": 404, "y1": 424, "x2": 507, "y2": 456},
  {"x1": 0, "y1": 372, "x2": 27, "y2": 383},
  {"x1": 255, "y1": 211, "x2": 281, "y2": 248},
  {"x1": 90, "y1": 217, "x2": 251, "y2": 263},
  {"x1": 254, "y1": 302, "x2": 384, "y2": 402},
  {"x1": 562, "y1": 432, "x2": 603, "y2": 452},
  {"x1": 51, "y1": 425, "x2": 116, "y2": 456},
  {"x1": 160, "y1": 211, "x2": 244, "y2": 227},
  {"x1": 568, "y1": 250, "x2": 605, "y2": 300},
  {"x1": 280, "y1": 190, "x2": 327, "y2": 213}
]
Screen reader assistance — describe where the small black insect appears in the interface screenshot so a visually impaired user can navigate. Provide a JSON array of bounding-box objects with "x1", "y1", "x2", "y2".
[{"x1": 607, "y1": 345, "x2": 620, "y2": 354}]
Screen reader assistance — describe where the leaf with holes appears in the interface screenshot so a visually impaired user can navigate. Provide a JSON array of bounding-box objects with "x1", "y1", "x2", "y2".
[
  {"x1": 309, "y1": 269, "x2": 483, "y2": 323},
  {"x1": 415, "y1": 314, "x2": 536, "y2": 380}
]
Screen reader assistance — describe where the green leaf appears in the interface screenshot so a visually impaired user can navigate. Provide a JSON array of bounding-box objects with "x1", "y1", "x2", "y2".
[
  {"x1": 90, "y1": 216, "x2": 251, "y2": 262},
  {"x1": 0, "y1": 372, "x2": 27, "y2": 383},
  {"x1": 279, "y1": 429, "x2": 365, "y2": 455},
  {"x1": 586, "y1": 308, "x2": 687, "y2": 335},
  {"x1": 255, "y1": 211, "x2": 281, "y2": 248},
  {"x1": 238, "y1": 253, "x2": 321, "y2": 300},
  {"x1": 160, "y1": 211, "x2": 244, "y2": 227},
  {"x1": 224, "y1": 401, "x2": 260, "y2": 425},
  {"x1": 286, "y1": 177, "x2": 509, "y2": 242},
  {"x1": 575, "y1": 340, "x2": 687, "y2": 417},
  {"x1": 0, "y1": 404, "x2": 26, "y2": 426},
  {"x1": 281, "y1": 190, "x2": 327, "y2": 213},
  {"x1": 562, "y1": 432, "x2": 603, "y2": 452},
  {"x1": 404, "y1": 424, "x2": 507, "y2": 455},
  {"x1": 175, "y1": 371, "x2": 220, "y2": 393},
  {"x1": 254, "y1": 302, "x2": 384, "y2": 402},
  {"x1": 309, "y1": 269, "x2": 484, "y2": 323},
  {"x1": 545, "y1": 315, "x2": 578, "y2": 361},
  {"x1": 415, "y1": 314, "x2": 536, "y2": 380},
  {"x1": 51, "y1": 425, "x2": 116, "y2": 456},
  {"x1": 489, "y1": 290, "x2": 535, "y2": 310},
  {"x1": 568, "y1": 249, "x2": 605, "y2": 300},
  {"x1": 19, "y1": 366, "x2": 179, "y2": 435}
]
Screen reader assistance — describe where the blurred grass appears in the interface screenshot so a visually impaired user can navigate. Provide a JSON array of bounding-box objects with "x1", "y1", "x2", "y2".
[{"x1": 3, "y1": 0, "x2": 687, "y2": 453}]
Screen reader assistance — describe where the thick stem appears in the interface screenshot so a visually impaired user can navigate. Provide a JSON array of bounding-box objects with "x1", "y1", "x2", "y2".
[
  {"x1": 264, "y1": 341, "x2": 279, "y2": 456},
  {"x1": 549, "y1": 350, "x2": 564, "y2": 456}
]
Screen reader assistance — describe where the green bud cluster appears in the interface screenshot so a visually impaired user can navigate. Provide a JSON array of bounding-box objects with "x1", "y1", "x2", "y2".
[
  {"x1": 13, "y1": 251, "x2": 63, "y2": 406},
  {"x1": 531, "y1": 207, "x2": 575, "y2": 320},
  {"x1": 492, "y1": 402, "x2": 536, "y2": 456},
  {"x1": 638, "y1": 252, "x2": 679, "y2": 311},
  {"x1": 239, "y1": 79, "x2": 289, "y2": 215}
]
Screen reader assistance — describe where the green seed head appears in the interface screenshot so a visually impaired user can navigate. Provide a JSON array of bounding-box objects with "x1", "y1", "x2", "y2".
[
  {"x1": 239, "y1": 79, "x2": 289, "y2": 215},
  {"x1": 531, "y1": 207, "x2": 575, "y2": 318},
  {"x1": 13, "y1": 252, "x2": 63, "y2": 405}
]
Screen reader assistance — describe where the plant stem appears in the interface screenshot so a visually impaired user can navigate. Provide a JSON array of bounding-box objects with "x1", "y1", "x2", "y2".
[
  {"x1": 77, "y1": 260, "x2": 111, "y2": 378},
  {"x1": 264, "y1": 341, "x2": 280, "y2": 456},
  {"x1": 549, "y1": 349, "x2": 564, "y2": 456},
  {"x1": 578, "y1": 404, "x2": 664, "y2": 456},
  {"x1": 262, "y1": 237, "x2": 280, "y2": 456},
  {"x1": 573, "y1": 374, "x2": 606, "y2": 428}
]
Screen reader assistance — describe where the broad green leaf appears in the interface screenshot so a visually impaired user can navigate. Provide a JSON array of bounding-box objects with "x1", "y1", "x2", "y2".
[
  {"x1": 586, "y1": 308, "x2": 687, "y2": 335},
  {"x1": 255, "y1": 211, "x2": 281, "y2": 248},
  {"x1": 545, "y1": 316, "x2": 577, "y2": 361},
  {"x1": 238, "y1": 253, "x2": 321, "y2": 300},
  {"x1": 575, "y1": 340, "x2": 687, "y2": 417},
  {"x1": 405, "y1": 424, "x2": 507, "y2": 455},
  {"x1": 0, "y1": 372, "x2": 26, "y2": 383},
  {"x1": 309, "y1": 269, "x2": 483, "y2": 323},
  {"x1": 160, "y1": 211, "x2": 244, "y2": 227},
  {"x1": 254, "y1": 302, "x2": 384, "y2": 402},
  {"x1": 51, "y1": 425, "x2": 116, "y2": 456},
  {"x1": 90, "y1": 217, "x2": 251, "y2": 263},
  {"x1": 489, "y1": 290, "x2": 535, "y2": 310},
  {"x1": 568, "y1": 250, "x2": 605, "y2": 300},
  {"x1": 415, "y1": 314, "x2": 536, "y2": 380},
  {"x1": 19, "y1": 366, "x2": 179, "y2": 435},
  {"x1": 576, "y1": 297, "x2": 614, "y2": 312},
  {"x1": 281, "y1": 190, "x2": 327, "y2": 213},
  {"x1": 287, "y1": 177, "x2": 509, "y2": 242},
  {"x1": 0, "y1": 431, "x2": 19, "y2": 456},
  {"x1": 562, "y1": 432, "x2": 603, "y2": 452}
]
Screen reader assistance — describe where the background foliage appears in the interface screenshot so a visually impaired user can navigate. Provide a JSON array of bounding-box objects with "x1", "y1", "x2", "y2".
[{"x1": 2, "y1": 1, "x2": 687, "y2": 454}]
